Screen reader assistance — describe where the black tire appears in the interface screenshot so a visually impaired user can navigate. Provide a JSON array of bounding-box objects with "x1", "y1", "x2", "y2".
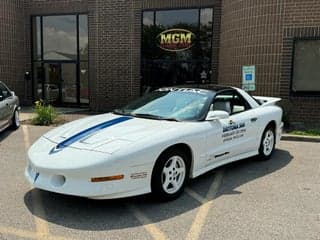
[
  {"x1": 10, "y1": 109, "x2": 20, "y2": 130},
  {"x1": 151, "y1": 148, "x2": 190, "y2": 201},
  {"x1": 258, "y1": 125, "x2": 275, "y2": 161}
]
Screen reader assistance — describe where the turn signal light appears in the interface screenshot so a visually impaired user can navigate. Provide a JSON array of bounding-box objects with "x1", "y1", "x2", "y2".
[{"x1": 91, "y1": 174, "x2": 124, "y2": 182}]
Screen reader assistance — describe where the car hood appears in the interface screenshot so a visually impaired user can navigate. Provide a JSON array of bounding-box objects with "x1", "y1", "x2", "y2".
[{"x1": 43, "y1": 113, "x2": 179, "y2": 154}]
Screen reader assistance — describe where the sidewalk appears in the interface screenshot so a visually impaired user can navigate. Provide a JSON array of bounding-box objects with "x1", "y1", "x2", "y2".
[
  {"x1": 20, "y1": 106, "x2": 93, "y2": 122},
  {"x1": 281, "y1": 133, "x2": 320, "y2": 143}
]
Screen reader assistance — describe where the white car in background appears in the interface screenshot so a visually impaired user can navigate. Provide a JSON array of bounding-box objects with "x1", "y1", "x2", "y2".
[{"x1": 25, "y1": 86, "x2": 283, "y2": 201}]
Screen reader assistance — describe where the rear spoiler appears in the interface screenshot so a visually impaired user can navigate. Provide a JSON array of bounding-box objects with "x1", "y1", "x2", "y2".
[{"x1": 254, "y1": 96, "x2": 281, "y2": 107}]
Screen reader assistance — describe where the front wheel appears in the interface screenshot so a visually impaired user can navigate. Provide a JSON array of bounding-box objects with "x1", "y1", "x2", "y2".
[
  {"x1": 151, "y1": 149, "x2": 190, "y2": 201},
  {"x1": 258, "y1": 126, "x2": 275, "y2": 160},
  {"x1": 11, "y1": 109, "x2": 20, "y2": 130}
]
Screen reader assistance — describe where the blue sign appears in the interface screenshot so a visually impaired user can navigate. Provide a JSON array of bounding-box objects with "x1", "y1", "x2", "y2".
[
  {"x1": 242, "y1": 65, "x2": 256, "y2": 91},
  {"x1": 245, "y1": 74, "x2": 253, "y2": 81}
]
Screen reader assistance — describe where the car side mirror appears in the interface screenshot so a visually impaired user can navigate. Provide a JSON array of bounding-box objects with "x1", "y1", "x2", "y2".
[
  {"x1": 11, "y1": 91, "x2": 15, "y2": 96},
  {"x1": 206, "y1": 110, "x2": 229, "y2": 121}
]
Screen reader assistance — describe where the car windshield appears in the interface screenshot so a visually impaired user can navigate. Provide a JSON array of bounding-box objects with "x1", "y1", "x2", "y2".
[{"x1": 114, "y1": 89, "x2": 212, "y2": 121}]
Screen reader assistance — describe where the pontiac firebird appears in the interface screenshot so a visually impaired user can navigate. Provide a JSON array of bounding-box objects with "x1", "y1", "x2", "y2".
[{"x1": 25, "y1": 86, "x2": 283, "y2": 201}]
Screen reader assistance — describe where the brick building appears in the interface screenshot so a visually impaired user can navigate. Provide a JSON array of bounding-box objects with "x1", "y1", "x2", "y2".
[{"x1": 0, "y1": 0, "x2": 319, "y2": 124}]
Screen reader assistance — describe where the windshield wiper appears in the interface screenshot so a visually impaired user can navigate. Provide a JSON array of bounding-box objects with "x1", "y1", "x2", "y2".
[
  {"x1": 113, "y1": 109, "x2": 132, "y2": 116},
  {"x1": 160, "y1": 117, "x2": 179, "y2": 122},
  {"x1": 132, "y1": 113, "x2": 179, "y2": 122}
]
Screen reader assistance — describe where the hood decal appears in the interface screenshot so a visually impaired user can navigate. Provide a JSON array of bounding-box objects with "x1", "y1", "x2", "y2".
[{"x1": 50, "y1": 116, "x2": 132, "y2": 154}]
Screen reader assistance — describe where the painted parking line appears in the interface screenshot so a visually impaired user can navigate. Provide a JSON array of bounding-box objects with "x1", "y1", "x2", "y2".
[
  {"x1": 22, "y1": 125, "x2": 50, "y2": 240},
  {"x1": 127, "y1": 204, "x2": 168, "y2": 240},
  {"x1": 0, "y1": 226, "x2": 75, "y2": 240},
  {"x1": 185, "y1": 188, "x2": 206, "y2": 204},
  {"x1": 185, "y1": 170, "x2": 224, "y2": 240}
]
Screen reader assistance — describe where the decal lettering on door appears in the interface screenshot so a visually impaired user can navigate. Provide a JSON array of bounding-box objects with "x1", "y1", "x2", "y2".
[{"x1": 222, "y1": 122, "x2": 246, "y2": 142}]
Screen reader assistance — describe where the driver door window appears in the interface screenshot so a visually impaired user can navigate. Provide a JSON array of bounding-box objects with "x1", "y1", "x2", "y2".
[
  {"x1": 211, "y1": 91, "x2": 250, "y2": 115},
  {"x1": 231, "y1": 93, "x2": 250, "y2": 114}
]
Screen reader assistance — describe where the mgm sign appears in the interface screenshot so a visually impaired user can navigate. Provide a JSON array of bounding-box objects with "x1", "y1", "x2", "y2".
[{"x1": 157, "y1": 29, "x2": 196, "y2": 52}]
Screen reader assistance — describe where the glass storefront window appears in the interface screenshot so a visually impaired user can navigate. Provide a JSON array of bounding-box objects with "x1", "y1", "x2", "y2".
[
  {"x1": 61, "y1": 63, "x2": 77, "y2": 103},
  {"x1": 31, "y1": 14, "x2": 89, "y2": 105},
  {"x1": 143, "y1": 11, "x2": 154, "y2": 26},
  {"x1": 79, "y1": 15, "x2": 88, "y2": 61},
  {"x1": 142, "y1": 8, "x2": 213, "y2": 92},
  {"x1": 32, "y1": 17, "x2": 41, "y2": 60},
  {"x1": 80, "y1": 62, "x2": 89, "y2": 104},
  {"x1": 43, "y1": 15, "x2": 77, "y2": 60},
  {"x1": 33, "y1": 62, "x2": 43, "y2": 100},
  {"x1": 200, "y1": 8, "x2": 213, "y2": 61},
  {"x1": 292, "y1": 40, "x2": 320, "y2": 92},
  {"x1": 155, "y1": 9, "x2": 198, "y2": 27}
]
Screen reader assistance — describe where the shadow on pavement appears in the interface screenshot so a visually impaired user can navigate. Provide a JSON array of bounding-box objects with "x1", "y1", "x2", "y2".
[
  {"x1": 24, "y1": 149, "x2": 292, "y2": 231},
  {"x1": 0, "y1": 128, "x2": 14, "y2": 142}
]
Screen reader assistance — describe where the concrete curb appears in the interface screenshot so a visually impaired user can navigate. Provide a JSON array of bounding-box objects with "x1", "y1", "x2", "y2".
[{"x1": 282, "y1": 134, "x2": 320, "y2": 143}]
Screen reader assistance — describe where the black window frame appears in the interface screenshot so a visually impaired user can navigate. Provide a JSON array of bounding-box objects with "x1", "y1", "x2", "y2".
[
  {"x1": 30, "y1": 13, "x2": 89, "y2": 105},
  {"x1": 290, "y1": 37, "x2": 320, "y2": 96}
]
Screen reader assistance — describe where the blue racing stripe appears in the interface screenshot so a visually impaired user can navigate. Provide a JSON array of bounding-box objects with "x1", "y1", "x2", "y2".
[{"x1": 50, "y1": 116, "x2": 132, "y2": 153}]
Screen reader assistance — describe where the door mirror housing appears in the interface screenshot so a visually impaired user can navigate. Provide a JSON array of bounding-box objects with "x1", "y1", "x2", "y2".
[
  {"x1": 206, "y1": 110, "x2": 229, "y2": 121},
  {"x1": 11, "y1": 91, "x2": 15, "y2": 96}
]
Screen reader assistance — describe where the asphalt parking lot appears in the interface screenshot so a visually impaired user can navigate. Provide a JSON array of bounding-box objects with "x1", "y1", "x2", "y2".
[{"x1": 0, "y1": 125, "x2": 319, "y2": 240}]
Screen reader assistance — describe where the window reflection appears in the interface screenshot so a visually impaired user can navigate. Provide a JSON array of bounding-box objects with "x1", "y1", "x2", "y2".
[
  {"x1": 143, "y1": 11, "x2": 154, "y2": 26},
  {"x1": 32, "y1": 14, "x2": 89, "y2": 105},
  {"x1": 43, "y1": 15, "x2": 77, "y2": 60},
  {"x1": 33, "y1": 62, "x2": 43, "y2": 100},
  {"x1": 142, "y1": 8, "x2": 213, "y2": 92},
  {"x1": 80, "y1": 62, "x2": 89, "y2": 104},
  {"x1": 79, "y1": 15, "x2": 88, "y2": 60},
  {"x1": 156, "y1": 9, "x2": 198, "y2": 27},
  {"x1": 293, "y1": 40, "x2": 320, "y2": 92},
  {"x1": 200, "y1": 8, "x2": 213, "y2": 61},
  {"x1": 32, "y1": 17, "x2": 42, "y2": 60}
]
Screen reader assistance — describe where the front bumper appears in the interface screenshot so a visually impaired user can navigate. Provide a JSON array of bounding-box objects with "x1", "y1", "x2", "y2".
[{"x1": 25, "y1": 157, "x2": 152, "y2": 200}]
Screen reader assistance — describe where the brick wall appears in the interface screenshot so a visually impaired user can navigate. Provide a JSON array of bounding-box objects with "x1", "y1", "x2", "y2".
[
  {"x1": 219, "y1": 0, "x2": 320, "y2": 123},
  {"x1": 87, "y1": 0, "x2": 140, "y2": 111},
  {"x1": 219, "y1": 0, "x2": 284, "y2": 97},
  {"x1": 279, "y1": 0, "x2": 320, "y2": 123},
  {"x1": 0, "y1": 0, "x2": 25, "y2": 99}
]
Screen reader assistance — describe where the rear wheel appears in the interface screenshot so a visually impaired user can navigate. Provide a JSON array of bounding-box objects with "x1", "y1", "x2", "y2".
[
  {"x1": 258, "y1": 125, "x2": 275, "y2": 160},
  {"x1": 151, "y1": 149, "x2": 190, "y2": 201},
  {"x1": 11, "y1": 109, "x2": 20, "y2": 130}
]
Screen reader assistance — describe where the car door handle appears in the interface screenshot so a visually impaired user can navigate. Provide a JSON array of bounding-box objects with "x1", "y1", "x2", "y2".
[{"x1": 250, "y1": 117, "x2": 258, "y2": 122}]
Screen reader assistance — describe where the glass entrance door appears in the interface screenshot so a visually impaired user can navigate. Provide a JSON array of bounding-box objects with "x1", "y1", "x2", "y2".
[{"x1": 43, "y1": 63, "x2": 77, "y2": 105}]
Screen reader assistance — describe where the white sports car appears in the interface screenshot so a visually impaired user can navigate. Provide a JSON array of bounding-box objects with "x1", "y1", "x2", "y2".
[{"x1": 25, "y1": 86, "x2": 283, "y2": 201}]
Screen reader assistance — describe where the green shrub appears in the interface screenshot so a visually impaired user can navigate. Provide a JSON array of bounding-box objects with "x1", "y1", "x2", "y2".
[
  {"x1": 290, "y1": 129, "x2": 320, "y2": 137},
  {"x1": 31, "y1": 100, "x2": 58, "y2": 126}
]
